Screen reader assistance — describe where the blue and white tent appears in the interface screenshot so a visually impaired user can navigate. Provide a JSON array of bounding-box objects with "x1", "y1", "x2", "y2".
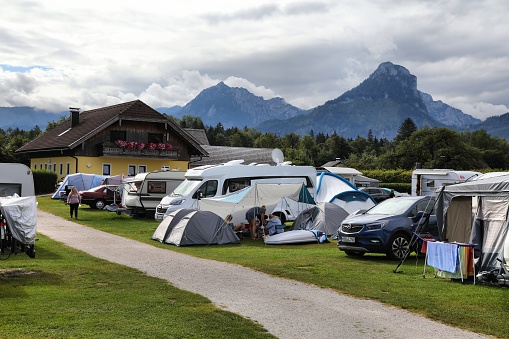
[
  {"x1": 52, "y1": 173, "x2": 107, "y2": 199},
  {"x1": 315, "y1": 172, "x2": 376, "y2": 214}
]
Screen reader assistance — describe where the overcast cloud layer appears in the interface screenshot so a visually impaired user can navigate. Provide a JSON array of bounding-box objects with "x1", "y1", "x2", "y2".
[{"x1": 1, "y1": 0, "x2": 509, "y2": 120}]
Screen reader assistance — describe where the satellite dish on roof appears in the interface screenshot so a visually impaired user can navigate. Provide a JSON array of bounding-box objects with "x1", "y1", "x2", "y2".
[{"x1": 271, "y1": 148, "x2": 284, "y2": 165}]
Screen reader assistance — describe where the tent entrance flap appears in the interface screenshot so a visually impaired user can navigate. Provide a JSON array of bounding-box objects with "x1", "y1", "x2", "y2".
[{"x1": 445, "y1": 196, "x2": 473, "y2": 243}]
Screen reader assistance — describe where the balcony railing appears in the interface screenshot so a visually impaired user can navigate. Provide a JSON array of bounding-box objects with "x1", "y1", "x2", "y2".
[{"x1": 102, "y1": 146, "x2": 179, "y2": 159}]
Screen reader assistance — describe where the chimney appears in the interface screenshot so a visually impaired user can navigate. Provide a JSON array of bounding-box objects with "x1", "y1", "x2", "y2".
[{"x1": 69, "y1": 107, "x2": 80, "y2": 128}]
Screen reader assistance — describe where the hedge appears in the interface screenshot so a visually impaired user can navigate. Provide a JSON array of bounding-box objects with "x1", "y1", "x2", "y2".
[
  {"x1": 361, "y1": 169, "x2": 412, "y2": 184},
  {"x1": 33, "y1": 170, "x2": 58, "y2": 195}
]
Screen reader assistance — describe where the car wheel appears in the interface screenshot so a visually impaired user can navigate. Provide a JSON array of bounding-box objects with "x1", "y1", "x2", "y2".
[
  {"x1": 95, "y1": 199, "x2": 106, "y2": 209},
  {"x1": 344, "y1": 250, "x2": 365, "y2": 257},
  {"x1": 387, "y1": 233, "x2": 410, "y2": 260}
]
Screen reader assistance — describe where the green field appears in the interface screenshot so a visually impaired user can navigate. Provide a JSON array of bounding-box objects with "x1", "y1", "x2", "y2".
[{"x1": 1, "y1": 196, "x2": 508, "y2": 338}]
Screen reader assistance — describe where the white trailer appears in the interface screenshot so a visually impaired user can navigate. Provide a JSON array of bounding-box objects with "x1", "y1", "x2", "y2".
[
  {"x1": 121, "y1": 170, "x2": 185, "y2": 218},
  {"x1": 411, "y1": 169, "x2": 482, "y2": 196},
  {"x1": 0, "y1": 163, "x2": 35, "y2": 197}
]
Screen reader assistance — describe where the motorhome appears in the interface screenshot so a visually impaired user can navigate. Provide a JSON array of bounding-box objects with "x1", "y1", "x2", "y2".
[
  {"x1": 0, "y1": 163, "x2": 35, "y2": 197},
  {"x1": 411, "y1": 169, "x2": 482, "y2": 196},
  {"x1": 121, "y1": 170, "x2": 185, "y2": 218},
  {"x1": 154, "y1": 160, "x2": 317, "y2": 222}
]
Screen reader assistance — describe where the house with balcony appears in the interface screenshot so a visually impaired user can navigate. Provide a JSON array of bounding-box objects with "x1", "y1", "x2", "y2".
[{"x1": 15, "y1": 100, "x2": 208, "y2": 179}]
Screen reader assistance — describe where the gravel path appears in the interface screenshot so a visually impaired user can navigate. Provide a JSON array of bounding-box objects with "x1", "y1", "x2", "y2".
[{"x1": 36, "y1": 210, "x2": 490, "y2": 339}]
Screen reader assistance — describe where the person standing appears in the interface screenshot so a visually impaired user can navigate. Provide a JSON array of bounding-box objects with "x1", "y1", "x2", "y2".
[{"x1": 67, "y1": 187, "x2": 81, "y2": 219}]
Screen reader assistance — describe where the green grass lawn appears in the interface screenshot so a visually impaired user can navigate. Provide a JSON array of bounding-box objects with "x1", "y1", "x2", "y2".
[{"x1": 13, "y1": 197, "x2": 509, "y2": 338}]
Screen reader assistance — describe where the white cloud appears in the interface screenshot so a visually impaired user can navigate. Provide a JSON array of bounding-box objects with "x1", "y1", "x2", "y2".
[
  {"x1": 0, "y1": 0, "x2": 509, "y2": 122},
  {"x1": 453, "y1": 102, "x2": 509, "y2": 121}
]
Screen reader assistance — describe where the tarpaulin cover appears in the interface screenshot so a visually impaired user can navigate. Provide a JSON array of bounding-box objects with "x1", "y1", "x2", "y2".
[{"x1": 0, "y1": 195, "x2": 37, "y2": 245}]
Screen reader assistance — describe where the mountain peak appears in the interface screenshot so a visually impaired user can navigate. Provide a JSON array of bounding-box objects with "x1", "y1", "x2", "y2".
[
  {"x1": 338, "y1": 62, "x2": 420, "y2": 104},
  {"x1": 372, "y1": 61, "x2": 411, "y2": 78},
  {"x1": 176, "y1": 82, "x2": 308, "y2": 127}
]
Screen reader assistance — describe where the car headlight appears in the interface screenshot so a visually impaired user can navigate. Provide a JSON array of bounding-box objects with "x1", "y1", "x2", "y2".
[
  {"x1": 170, "y1": 198, "x2": 185, "y2": 206},
  {"x1": 366, "y1": 222, "x2": 385, "y2": 230}
]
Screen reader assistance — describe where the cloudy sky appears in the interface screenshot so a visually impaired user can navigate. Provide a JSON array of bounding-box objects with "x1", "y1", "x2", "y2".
[{"x1": 1, "y1": 0, "x2": 509, "y2": 120}]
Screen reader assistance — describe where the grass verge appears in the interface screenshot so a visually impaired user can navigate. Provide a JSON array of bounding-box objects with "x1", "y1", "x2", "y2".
[
  {"x1": 0, "y1": 200, "x2": 273, "y2": 338},
  {"x1": 34, "y1": 196, "x2": 509, "y2": 338}
]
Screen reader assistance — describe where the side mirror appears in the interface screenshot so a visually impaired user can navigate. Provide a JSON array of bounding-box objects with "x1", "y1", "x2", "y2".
[{"x1": 194, "y1": 190, "x2": 203, "y2": 200}]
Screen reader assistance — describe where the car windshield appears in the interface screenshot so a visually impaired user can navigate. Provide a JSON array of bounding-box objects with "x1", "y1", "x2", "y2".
[
  {"x1": 170, "y1": 179, "x2": 202, "y2": 197},
  {"x1": 365, "y1": 198, "x2": 417, "y2": 216}
]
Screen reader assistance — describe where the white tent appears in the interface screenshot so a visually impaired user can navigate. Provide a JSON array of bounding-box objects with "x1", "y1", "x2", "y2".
[
  {"x1": 315, "y1": 172, "x2": 376, "y2": 214},
  {"x1": 198, "y1": 183, "x2": 308, "y2": 226},
  {"x1": 436, "y1": 174, "x2": 509, "y2": 272}
]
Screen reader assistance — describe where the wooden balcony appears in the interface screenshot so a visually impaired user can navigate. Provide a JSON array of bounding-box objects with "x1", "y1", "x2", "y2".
[{"x1": 101, "y1": 146, "x2": 179, "y2": 159}]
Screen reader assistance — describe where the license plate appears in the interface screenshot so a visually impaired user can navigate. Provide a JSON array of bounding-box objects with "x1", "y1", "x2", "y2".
[{"x1": 341, "y1": 236, "x2": 355, "y2": 243}]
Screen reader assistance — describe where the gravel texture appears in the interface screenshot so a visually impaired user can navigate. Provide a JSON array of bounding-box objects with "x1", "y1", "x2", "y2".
[{"x1": 36, "y1": 210, "x2": 490, "y2": 339}]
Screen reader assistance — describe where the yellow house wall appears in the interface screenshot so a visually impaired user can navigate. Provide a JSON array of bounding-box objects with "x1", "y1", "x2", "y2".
[{"x1": 30, "y1": 156, "x2": 188, "y2": 179}]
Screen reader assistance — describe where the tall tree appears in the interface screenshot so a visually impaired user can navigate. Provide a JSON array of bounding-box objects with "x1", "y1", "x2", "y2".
[{"x1": 393, "y1": 118, "x2": 417, "y2": 143}]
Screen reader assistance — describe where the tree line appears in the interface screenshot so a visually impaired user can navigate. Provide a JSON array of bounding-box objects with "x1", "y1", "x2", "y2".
[
  {"x1": 178, "y1": 115, "x2": 509, "y2": 170},
  {"x1": 3, "y1": 115, "x2": 509, "y2": 171}
]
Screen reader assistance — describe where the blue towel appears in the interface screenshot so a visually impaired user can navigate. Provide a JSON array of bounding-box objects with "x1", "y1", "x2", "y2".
[{"x1": 426, "y1": 242, "x2": 459, "y2": 273}]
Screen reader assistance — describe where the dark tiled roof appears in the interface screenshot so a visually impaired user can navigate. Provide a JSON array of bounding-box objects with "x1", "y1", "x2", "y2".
[
  {"x1": 184, "y1": 128, "x2": 210, "y2": 145},
  {"x1": 16, "y1": 100, "x2": 207, "y2": 156},
  {"x1": 190, "y1": 145, "x2": 276, "y2": 166}
]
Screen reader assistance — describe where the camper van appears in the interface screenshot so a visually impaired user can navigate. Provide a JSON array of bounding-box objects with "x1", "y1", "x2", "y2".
[
  {"x1": 154, "y1": 160, "x2": 317, "y2": 222},
  {"x1": 121, "y1": 171, "x2": 185, "y2": 217},
  {"x1": 411, "y1": 169, "x2": 482, "y2": 196},
  {"x1": 0, "y1": 163, "x2": 35, "y2": 197}
]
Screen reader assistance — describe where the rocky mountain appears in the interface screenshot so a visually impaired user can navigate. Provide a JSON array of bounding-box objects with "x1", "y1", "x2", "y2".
[
  {"x1": 419, "y1": 91, "x2": 480, "y2": 127},
  {"x1": 168, "y1": 81, "x2": 309, "y2": 128},
  {"x1": 467, "y1": 112, "x2": 509, "y2": 140},
  {"x1": 258, "y1": 62, "x2": 447, "y2": 139},
  {"x1": 2, "y1": 61, "x2": 508, "y2": 141},
  {"x1": 0, "y1": 107, "x2": 64, "y2": 131},
  {"x1": 157, "y1": 105, "x2": 183, "y2": 117}
]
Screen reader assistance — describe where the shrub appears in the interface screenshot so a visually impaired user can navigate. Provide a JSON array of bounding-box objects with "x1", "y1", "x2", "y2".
[
  {"x1": 361, "y1": 169, "x2": 412, "y2": 183},
  {"x1": 33, "y1": 170, "x2": 58, "y2": 195}
]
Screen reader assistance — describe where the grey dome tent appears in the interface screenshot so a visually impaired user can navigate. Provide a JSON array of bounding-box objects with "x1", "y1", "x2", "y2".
[
  {"x1": 290, "y1": 202, "x2": 349, "y2": 237},
  {"x1": 152, "y1": 208, "x2": 240, "y2": 246}
]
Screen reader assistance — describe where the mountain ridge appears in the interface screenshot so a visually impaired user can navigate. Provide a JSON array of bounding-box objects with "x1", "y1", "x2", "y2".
[{"x1": 1, "y1": 62, "x2": 507, "y2": 140}]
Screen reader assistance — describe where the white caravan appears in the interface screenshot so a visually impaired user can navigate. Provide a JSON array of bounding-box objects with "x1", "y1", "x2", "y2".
[
  {"x1": 154, "y1": 160, "x2": 317, "y2": 222},
  {"x1": 0, "y1": 163, "x2": 35, "y2": 197},
  {"x1": 121, "y1": 171, "x2": 185, "y2": 217},
  {"x1": 411, "y1": 169, "x2": 482, "y2": 196}
]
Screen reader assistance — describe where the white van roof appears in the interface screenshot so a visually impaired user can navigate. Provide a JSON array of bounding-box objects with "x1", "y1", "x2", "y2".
[
  {"x1": 131, "y1": 171, "x2": 185, "y2": 181},
  {"x1": 185, "y1": 161, "x2": 316, "y2": 180}
]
